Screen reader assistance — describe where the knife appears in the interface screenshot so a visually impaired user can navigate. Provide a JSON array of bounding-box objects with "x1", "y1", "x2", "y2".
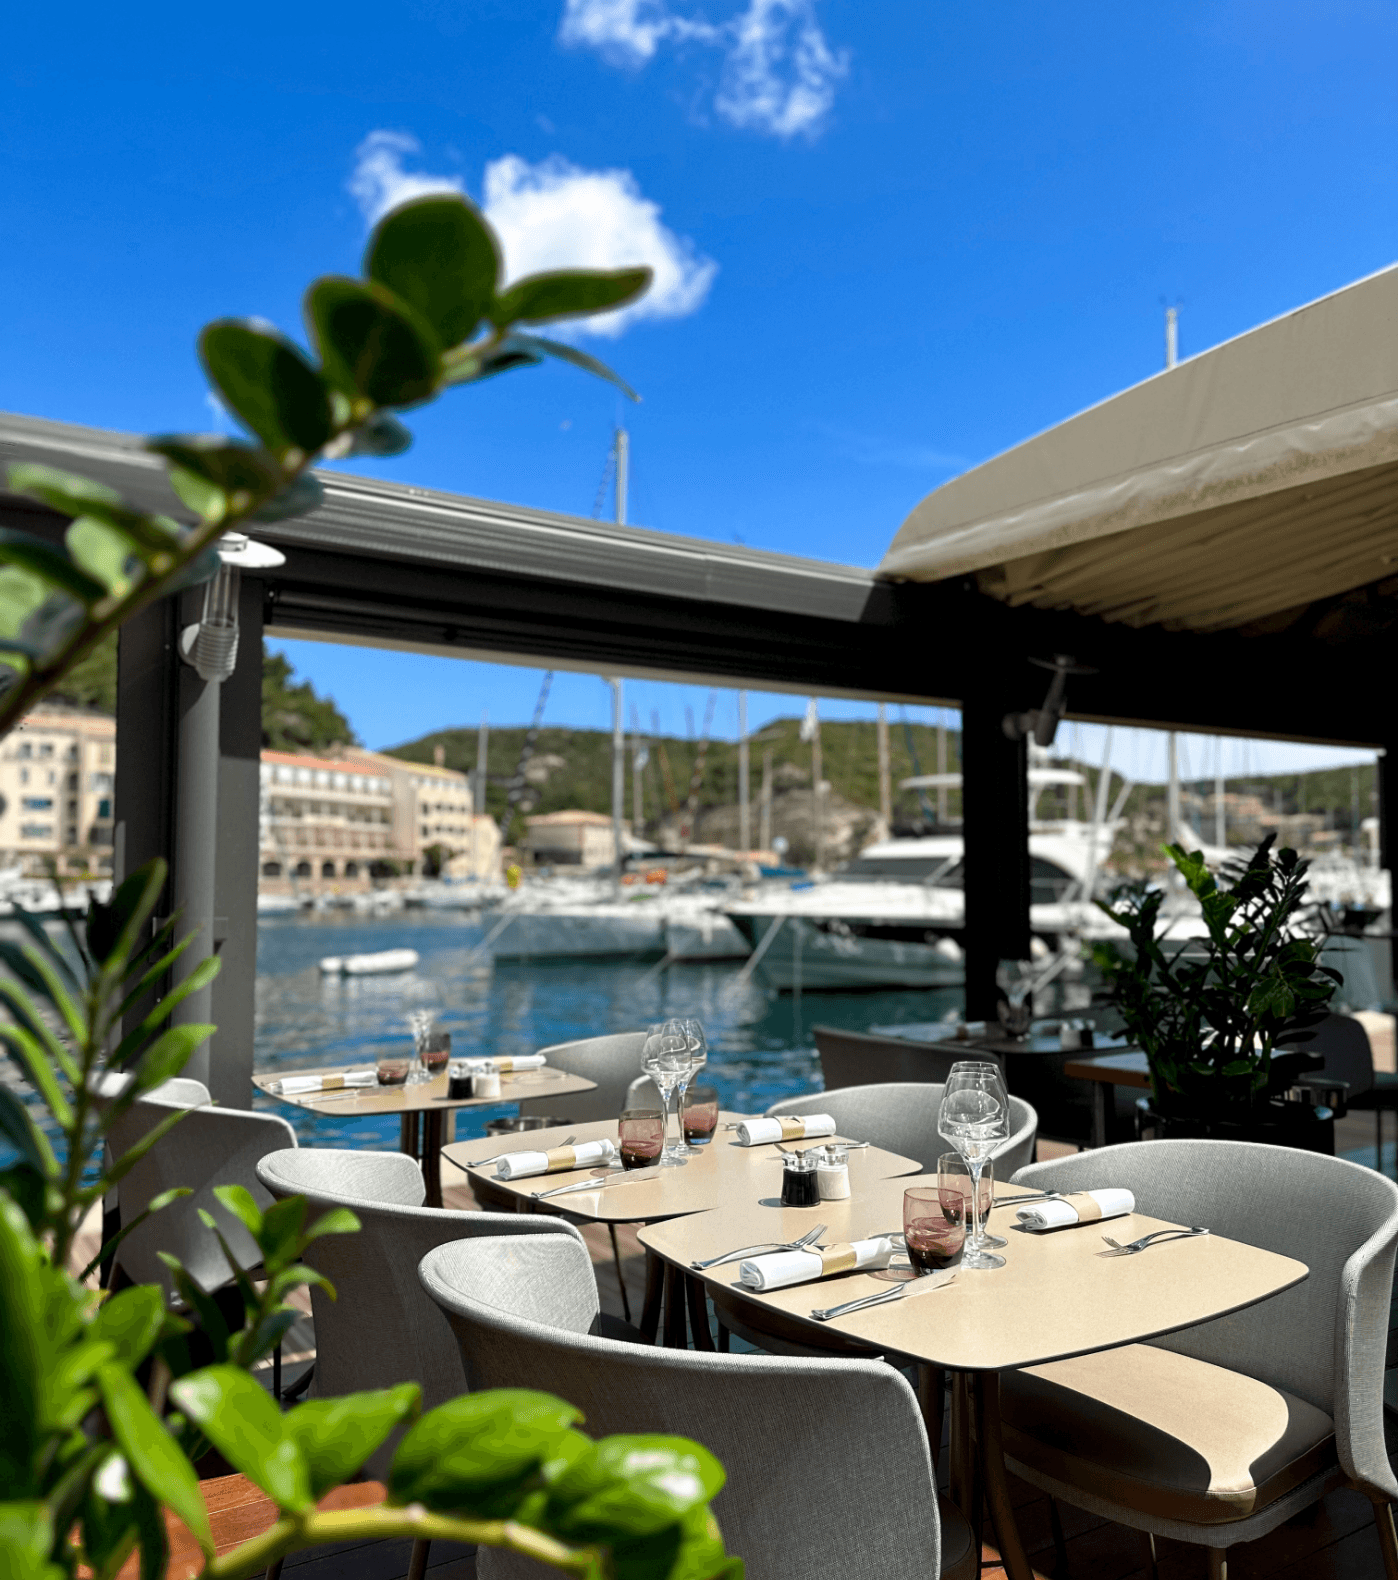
[
  {"x1": 532, "y1": 1166, "x2": 664, "y2": 1199},
  {"x1": 810, "y1": 1269, "x2": 956, "y2": 1322}
]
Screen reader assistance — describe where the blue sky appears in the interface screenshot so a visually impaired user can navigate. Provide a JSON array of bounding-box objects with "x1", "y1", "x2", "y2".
[{"x1": 5, "y1": 1, "x2": 1395, "y2": 771}]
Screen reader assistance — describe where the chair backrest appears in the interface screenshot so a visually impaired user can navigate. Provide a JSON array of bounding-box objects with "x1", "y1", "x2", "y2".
[
  {"x1": 1277, "y1": 1012, "x2": 1376, "y2": 1099},
  {"x1": 256, "y1": 1147, "x2": 587, "y2": 1478},
  {"x1": 814, "y1": 1024, "x2": 981, "y2": 1090},
  {"x1": 104, "y1": 1093, "x2": 297, "y2": 1293},
  {"x1": 766, "y1": 1081, "x2": 1038, "y2": 1177},
  {"x1": 519, "y1": 1031, "x2": 649, "y2": 1122},
  {"x1": 419, "y1": 1235, "x2": 942, "y2": 1580},
  {"x1": 1010, "y1": 1139, "x2": 1398, "y2": 1500}
]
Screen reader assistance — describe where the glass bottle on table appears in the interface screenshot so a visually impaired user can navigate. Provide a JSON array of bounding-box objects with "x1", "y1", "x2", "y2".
[
  {"x1": 937, "y1": 1060, "x2": 1010, "y2": 1270},
  {"x1": 642, "y1": 1024, "x2": 692, "y2": 1167}
]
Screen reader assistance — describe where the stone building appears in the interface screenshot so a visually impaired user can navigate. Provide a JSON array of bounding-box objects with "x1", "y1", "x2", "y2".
[
  {"x1": 258, "y1": 750, "x2": 405, "y2": 889},
  {"x1": 345, "y1": 746, "x2": 500, "y2": 881},
  {"x1": 522, "y1": 809, "x2": 617, "y2": 869},
  {"x1": 0, "y1": 709, "x2": 116, "y2": 875}
]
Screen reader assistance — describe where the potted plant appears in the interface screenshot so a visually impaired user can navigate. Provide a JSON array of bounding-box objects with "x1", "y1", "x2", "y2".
[{"x1": 1091, "y1": 836, "x2": 1341, "y2": 1145}]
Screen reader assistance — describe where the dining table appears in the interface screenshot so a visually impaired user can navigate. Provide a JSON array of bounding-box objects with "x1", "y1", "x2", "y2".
[
  {"x1": 253, "y1": 1063, "x2": 597, "y2": 1207},
  {"x1": 1063, "y1": 1049, "x2": 1152, "y2": 1147},
  {"x1": 441, "y1": 1113, "x2": 922, "y2": 1344},
  {"x1": 639, "y1": 1177, "x2": 1308, "y2": 1580}
]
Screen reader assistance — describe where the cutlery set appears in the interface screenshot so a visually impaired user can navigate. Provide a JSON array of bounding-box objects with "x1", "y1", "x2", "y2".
[{"x1": 689, "y1": 1224, "x2": 828, "y2": 1271}]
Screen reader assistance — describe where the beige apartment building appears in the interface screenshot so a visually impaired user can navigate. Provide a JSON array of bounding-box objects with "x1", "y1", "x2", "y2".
[
  {"x1": 0, "y1": 709, "x2": 116, "y2": 875},
  {"x1": 259, "y1": 746, "x2": 499, "y2": 893},
  {"x1": 522, "y1": 809, "x2": 617, "y2": 869}
]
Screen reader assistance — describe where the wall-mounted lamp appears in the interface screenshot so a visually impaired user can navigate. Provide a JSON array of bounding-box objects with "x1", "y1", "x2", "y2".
[
  {"x1": 179, "y1": 533, "x2": 286, "y2": 684},
  {"x1": 1002, "y1": 654, "x2": 1097, "y2": 749}
]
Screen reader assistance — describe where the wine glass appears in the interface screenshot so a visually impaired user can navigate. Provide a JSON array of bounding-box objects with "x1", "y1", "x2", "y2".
[
  {"x1": 642, "y1": 1024, "x2": 692, "y2": 1167},
  {"x1": 937, "y1": 1060, "x2": 1010, "y2": 1270},
  {"x1": 677, "y1": 1018, "x2": 708, "y2": 1155},
  {"x1": 996, "y1": 958, "x2": 1036, "y2": 1038}
]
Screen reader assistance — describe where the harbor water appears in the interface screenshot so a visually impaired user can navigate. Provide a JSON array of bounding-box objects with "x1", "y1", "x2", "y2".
[{"x1": 253, "y1": 912, "x2": 963, "y2": 1149}]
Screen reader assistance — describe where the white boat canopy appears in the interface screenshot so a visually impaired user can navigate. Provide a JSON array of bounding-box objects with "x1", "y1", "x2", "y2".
[{"x1": 878, "y1": 263, "x2": 1398, "y2": 633}]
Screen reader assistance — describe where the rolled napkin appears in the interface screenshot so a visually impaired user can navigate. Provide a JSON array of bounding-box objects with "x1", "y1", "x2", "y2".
[
  {"x1": 734, "y1": 1114, "x2": 837, "y2": 1147},
  {"x1": 456, "y1": 1055, "x2": 547, "y2": 1074},
  {"x1": 495, "y1": 1139, "x2": 617, "y2": 1180},
  {"x1": 277, "y1": 1070, "x2": 377, "y2": 1096},
  {"x1": 1016, "y1": 1188, "x2": 1135, "y2": 1231},
  {"x1": 739, "y1": 1237, "x2": 893, "y2": 1291}
]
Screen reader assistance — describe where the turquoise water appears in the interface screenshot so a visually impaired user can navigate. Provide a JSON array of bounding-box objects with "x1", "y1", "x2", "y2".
[{"x1": 251, "y1": 912, "x2": 964, "y2": 1149}]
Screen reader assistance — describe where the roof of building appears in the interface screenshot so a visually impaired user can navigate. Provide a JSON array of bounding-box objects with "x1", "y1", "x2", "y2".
[
  {"x1": 525, "y1": 810, "x2": 613, "y2": 828},
  {"x1": 261, "y1": 749, "x2": 391, "y2": 778},
  {"x1": 346, "y1": 747, "x2": 470, "y2": 783}
]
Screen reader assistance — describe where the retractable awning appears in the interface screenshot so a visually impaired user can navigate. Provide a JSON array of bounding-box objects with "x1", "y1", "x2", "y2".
[{"x1": 878, "y1": 263, "x2": 1398, "y2": 633}]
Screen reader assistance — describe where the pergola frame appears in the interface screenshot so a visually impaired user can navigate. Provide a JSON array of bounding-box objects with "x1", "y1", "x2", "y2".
[{"x1": 0, "y1": 411, "x2": 1391, "y2": 1101}]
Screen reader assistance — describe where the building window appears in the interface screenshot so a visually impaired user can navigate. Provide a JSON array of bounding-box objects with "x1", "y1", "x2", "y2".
[
  {"x1": 19, "y1": 768, "x2": 28, "y2": 785},
  {"x1": 39, "y1": 744, "x2": 52, "y2": 758},
  {"x1": 295, "y1": 860, "x2": 312, "y2": 878},
  {"x1": 344, "y1": 861, "x2": 359, "y2": 878},
  {"x1": 21, "y1": 823, "x2": 52, "y2": 838},
  {"x1": 18, "y1": 743, "x2": 31, "y2": 759},
  {"x1": 320, "y1": 860, "x2": 336, "y2": 878},
  {"x1": 262, "y1": 861, "x2": 282, "y2": 877},
  {"x1": 97, "y1": 799, "x2": 111, "y2": 819},
  {"x1": 22, "y1": 797, "x2": 52, "y2": 811}
]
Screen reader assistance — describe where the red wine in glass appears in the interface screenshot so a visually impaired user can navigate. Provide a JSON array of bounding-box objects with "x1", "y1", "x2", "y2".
[{"x1": 619, "y1": 1110, "x2": 665, "y2": 1170}]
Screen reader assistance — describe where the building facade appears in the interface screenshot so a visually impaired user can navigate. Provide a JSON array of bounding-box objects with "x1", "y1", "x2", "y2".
[
  {"x1": 347, "y1": 747, "x2": 500, "y2": 881},
  {"x1": 522, "y1": 809, "x2": 617, "y2": 869},
  {"x1": 0, "y1": 709, "x2": 116, "y2": 875}
]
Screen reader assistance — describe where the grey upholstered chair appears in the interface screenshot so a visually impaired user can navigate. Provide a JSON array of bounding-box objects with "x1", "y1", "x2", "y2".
[
  {"x1": 1006, "y1": 1140, "x2": 1398, "y2": 1579},
  {"x1": 766, "y1": 1081, "x2": 1038, "y2": 1177},
  {"x1": 255, "y1": 1147, "x2": 588, "y2": 1478},
  {"x1": 101, "y1": 1082, "x2": 297, "y2": 1294},
  {"x1": 419, "y1": 1233, "x2": 977, "y2": 1580},
  {"x1": 518, "y1": 1031, "x2": 649, "y2": 1122}
]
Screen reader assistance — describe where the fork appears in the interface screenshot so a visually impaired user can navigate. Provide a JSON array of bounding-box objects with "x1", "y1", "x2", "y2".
[
  {"x1": 449, "y1": 1135, "x2": 577, "y2": 1171},
  {"x1": 690, "y1": 1223, "x2": 827, "y2": 1271},
  {"x1": 1102, "y1": 1227, "x2": 1209, "y2": 1254}
]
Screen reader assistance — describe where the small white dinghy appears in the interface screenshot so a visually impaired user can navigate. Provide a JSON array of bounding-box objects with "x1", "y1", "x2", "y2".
[{"x1": 319, "y1": 948, "x2": 420, "y2": 976}]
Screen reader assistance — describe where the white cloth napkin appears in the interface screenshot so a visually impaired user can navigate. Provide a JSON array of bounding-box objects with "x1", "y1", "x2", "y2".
[
  {"x1": 457, "y1": 1054, "x2": 547, "y2": 1073},
  {"x1": 734, "y1": 1114, "x2": 837, "y2": 1146},
  {"x1": 1016, "y1": 1188, "x2": 1135, "y2": 1231},
  {"x1": 738, "y1": 1237, "x2": 893, "y2": 1291},
  {"x1": 495, "y1": 1139, "x2": 617, "y2": 1180},
  {"x1": 278, "y1": 1070, "x2": 377, "y2": 1096}
]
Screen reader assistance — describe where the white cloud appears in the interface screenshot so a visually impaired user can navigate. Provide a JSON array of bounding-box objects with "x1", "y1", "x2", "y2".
[
  {"x1": 347, "y1": 137, "x2": 716, "y2": 339},
  {"x1": 559, "y1": 0, "x2": 847, "y2": 138},
  {"x1": 348, "y1": 131, "x2": 464, "y2": 226},
  {"x1": 483, "y1": 154, "x2": 716, "y2": 337}
]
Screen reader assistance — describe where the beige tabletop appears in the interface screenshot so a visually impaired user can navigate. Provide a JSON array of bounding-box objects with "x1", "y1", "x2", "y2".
[
  {"x1": 252, "y1": 1064, "x2": 596, "y2": 1116},
  {"x1": 639, "y1": 1178, "x2": 1308, "y2": 1372},
  {"x1": 442, "y1": 1114, "x2": 922, "y2": 1223}
]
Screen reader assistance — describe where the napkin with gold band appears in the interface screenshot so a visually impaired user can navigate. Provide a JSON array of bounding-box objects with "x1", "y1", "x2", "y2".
[
  {"x1": 275, "y1": 1070, "x2": 377, "y2": 1096},
  {"x1": 734, "y1": 1114, "x2": 837, "y2": 1147},
  {"x1": 456, "y1": 1055, "x2": 547, "y2": 1073},
  {"x1": 738, "y1": 1237, "x2": 893, "y2": 1291},
  {"x1": 1016, "y1": 1188, "x2": 1134, "y2": 1231},
  {"x1": 495, "y1": 1139, "x2": 617, "y2": 1180}
]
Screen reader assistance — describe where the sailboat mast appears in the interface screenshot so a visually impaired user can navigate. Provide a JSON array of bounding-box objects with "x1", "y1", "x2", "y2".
[
  {"x1": 738, "y1": 692, "x2": 750, "y2": 853},
  {"x1": 936, "y1": 718, "x2": 948, "y2": 826},
  {"x1": 1215, "y1": 744, "x2": 1226, "y2": 848},
  {"x1": 760, "y1": 749, "x2": 773, "y2": 852},
  {"x1": 877, "y1": 703, "x2": 891, "y2": 832},
  {"x1": 1167, "y1": 731, "x2": 1181, "y2": 846},
  {"x1": 610, "y1": 677, "x2": 624, "y2": 880},
  {"x1": 473, "y1": 710, "x2": 488, "y2": 875},
  {"x1": 614, "y1": 429, "x2": 629, "y2": 526}
]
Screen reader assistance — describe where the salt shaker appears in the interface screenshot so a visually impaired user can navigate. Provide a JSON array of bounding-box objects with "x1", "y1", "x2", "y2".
[
  {"x1": 815, "y1": 1144, "x2": 850, "y2": 1201},
  {"x1": 471, "y1": 1060, "x2": 502, "y2": 1099}
]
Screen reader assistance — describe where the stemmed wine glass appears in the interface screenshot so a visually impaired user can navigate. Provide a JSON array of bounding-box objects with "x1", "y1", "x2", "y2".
[
  {"x1": 677, "y1": 1018, "x2": 708, "y2": 1155},
  {"x1": 996, "y1": 958, "x2": 1036, "y2": 1038},
  {"x1": 642, "y1": 1023, "x2": 692, "y2": 1168},
  {"x1": 937, "y1": 1060, "x2": 1010, "y2": 1270}
]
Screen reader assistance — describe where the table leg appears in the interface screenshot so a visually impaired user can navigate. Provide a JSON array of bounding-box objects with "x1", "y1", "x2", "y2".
[
  {"x1": 684, "y1": 1273, "x2": 715, "y2": 1351},
  {"x1": 916, "y1": 1365, "x2": 945, "y2": 1472},
  {"x1": 949, "y1": 1370, "x2": 972, "y2": 1514},
  {"x1": 639, "y1": 1250, "x2": 664, "y2": 1344},
  {"x1": 400, "y1": 1112, "x2": 420, "y2": 1161},
  {"x1": 977, "y1": 1371, "x2": 1034, "y2": 1580},
  {"x1": 421, "y1": 1110, "x2": 444, "y2": 1209},
  {"x1": 663, "y1": 1263, "x2": 689, "y2": 1349},
  {"x1": 1092, "y1": 1079, "x2": 1109, "y2": 1149}
]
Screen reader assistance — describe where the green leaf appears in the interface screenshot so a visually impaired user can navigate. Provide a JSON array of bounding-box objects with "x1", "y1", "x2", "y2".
[
  {"x1": 347, "y1": 412, "x2": 413, "y2": 457},
  {"x1": 490, "y1": 267, "x2": 651, "y2": 330},
  {"x1": 501, "y1": 333, "x2": 641, "y2": 402},
  {"x1": 211, "y1": 1183, "x2": 262, "y2": 1239},
  {"x1": 200, "y1": 321, "x2": 334, "y2": 459},
  {"x1": 305, "y1": 276, "x2": 441, "y2": 410},
  {"x1": 0, "y1": 530, "x2": 109, "y2": 606},
  {"x1": 104, "y1": 1105, "x2": 191, "y2": 1190},
  {"x1": 302, "y1": 1205, "x2": 361, "y2": 1244},
  {"x1": 66, "y1": 517, "x2": 137, "y2": 597},
  {"x1": 440, "y1": 347, "x2": 541, "y2": 388},
  {"x1": 90, "y1": 1287, "x2": 167, "y2": 1370},
  {"x1": 252, "y1": 1194, "x2": 305, "y2": 1269},
  {"x1": 145, "y1": 437, "x2": 283, "y2": 524},
  {"x1": 0, "y1": 567, "x2": 48, "y2": 646},
  {"x1": 285, "y1": 1385, "x2": 421, "y2": 1500},
  {"x1": 388, "y1": 1390, "x2": 581, "y2": 1516},
  {"x1": 5, "y1": 465, "x2": 181, "y2": 556},
  {"x1": 170, "y1": 1366, "x2": 312, "y2": 1512},
  {"x1": 124, "y1": 1022, "x2": 217, "y2": 1096},
  {"x1": 365, "y1": 196, "x2": 500, "y2": 350},
  {"x1": 0, "y1": 1086, "x2": 56, "y2": 1177},
  {"x1": 97, "y1": 1362, "x2": 212, "y2": 1555},
  {"x1": 156, "y1": 1254, "x2": 231, "y2": 1364},
  {"x1": 609, "y1": 1501, "x2": 733, "y2": 1580},
  {"x1": 0, "y1": 1166, "x2": 48, "y2": 1234},
  {"x1": 0, "y1": 1502, "x2": 58, "y2": 1580},
  {"x1": 546, "y1": 1435, "x2": 725, "y2": 1542},
  {"x1": 247, "y1": 473, "x2": 324, "y2": 524},
  {"x1": 0, "y1": 1195, "x2": 47, "y2": 1496},
  {"x1": 79, "y1": 1189, "x2": 192, "y2": 1285}
]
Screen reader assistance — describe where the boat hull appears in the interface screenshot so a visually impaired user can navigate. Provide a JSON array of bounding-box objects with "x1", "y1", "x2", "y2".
[
  {"x1": 664, "y1": 915, "x2": 750, "y2": 962},
  {"x1": 728, "y1": 912, "x2": 965, "y2": 991},
  {"x1": 482, "y1": 908, "x2": 667, "y2": 960}
]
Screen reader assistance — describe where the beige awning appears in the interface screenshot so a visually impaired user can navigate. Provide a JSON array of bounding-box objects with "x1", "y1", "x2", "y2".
[{"x1": 878, "y1": 264, "x2": 1398, "y2": 632}]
